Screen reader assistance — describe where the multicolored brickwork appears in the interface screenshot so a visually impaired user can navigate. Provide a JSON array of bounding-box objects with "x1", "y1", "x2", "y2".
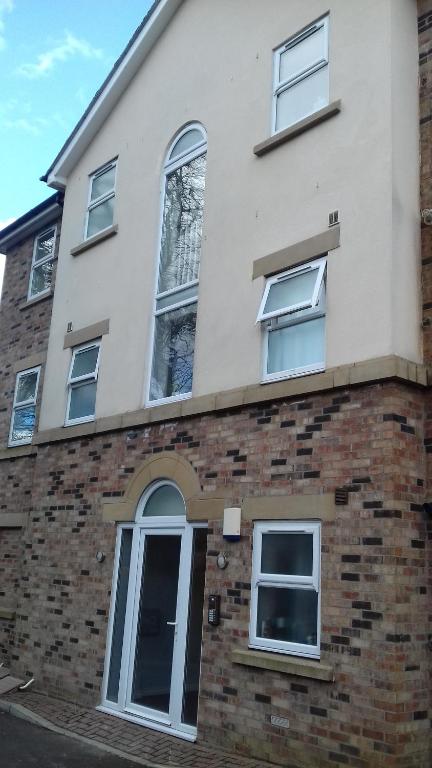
[
  {"x1": 1, "y1": 381, "x2": 428, "y2": 767},
  {"x1": 0, "y1": 211, "x2": 61, "y2": 665}
]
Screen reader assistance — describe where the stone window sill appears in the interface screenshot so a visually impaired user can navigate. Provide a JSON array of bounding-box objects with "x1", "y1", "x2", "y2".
[
  {"x1": 232, "y1": 648, "x2": 334, "y2": 682},
  {"x1": 19, "y1": 290, "x2": 53, "y2": 311},
  {"x1": 253, "y1": 100, "x2": 341, "y2": 157},
  {"x1": 71, "y1": 224, "x2": 118, "y2": 257},
  {"x1": 0, "y1": 445, "x2": 37, "y2": 461},
  {"x1": 0, "y1": 606, "x2": 16, "y2": 621}
]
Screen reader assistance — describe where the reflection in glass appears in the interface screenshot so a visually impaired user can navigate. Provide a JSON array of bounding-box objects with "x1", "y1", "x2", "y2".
[
  {"x1": 71, "y1": 347, "x2": 99, "y2": 379},
  {"x1": 143, "y1": 485, "x2": 185, "y2": 518},
  {"x1": 35, "y1": 230, "x2": 55, "y2": 262},
  {"x1": 69, "y1": 382, "x2": 97, "y2": 421},
  {"x1": 87, "y1": 197, "x2": 114, "y2": 238},
  {"x1": 16, "y1": 372, "x2": 38, "y2": 404},
  {"x1": 158, "y1": 154, "x2": 206, "y2": 294},
  {"x1": 30, "y1": 261, "x2": 53, "y2": 296},
  {"x1": 131, "y1": 535, "x2": 181, "y2": 714},
  {"x1": 257, "y1": 586, "x2": 317, "y2": 646},
  {"x1": 170, "y1": 129, "x2": 204, "y2": 161},
  {"x1": 261, "y1": 533, "x2": 313, "y2": 576},
  {"x1": 91, "y1": 166, "x2": 116, "y2": 201},
  {"x1": 11, "y1": 406, "x2": 35, "y2": 443},
  {"x1": 150, "y1": 304, "x2": 197, "y2": 401},
  {"x1": 107, "y1": 529, "x2": 132, "y2": 702},
  {"x1": 264, "y1": 269, "x2": 317, "y2": 314},
  {"x1": 182, "y1": 528, "x2": 207, "y2": 725}
]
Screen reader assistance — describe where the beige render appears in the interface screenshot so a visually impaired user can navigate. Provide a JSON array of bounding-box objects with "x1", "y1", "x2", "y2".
[{"x1": 39, "y1": 0, "x2": 421, "y2": 430}]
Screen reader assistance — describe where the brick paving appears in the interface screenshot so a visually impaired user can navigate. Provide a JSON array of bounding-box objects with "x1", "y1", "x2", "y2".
[{"x1": 2, "y1": 690, "x2": 278, "y2": 768}]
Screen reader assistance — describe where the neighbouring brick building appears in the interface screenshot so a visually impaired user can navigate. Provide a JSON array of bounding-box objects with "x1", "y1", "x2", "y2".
[{"x1": 1, "y1": 2, "x2": 432, "y2": 766}]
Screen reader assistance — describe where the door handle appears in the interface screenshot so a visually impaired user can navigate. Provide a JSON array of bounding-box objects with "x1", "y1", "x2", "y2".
[{"x1": 166, "y1": 621, "x2": 177, "y2": 626}]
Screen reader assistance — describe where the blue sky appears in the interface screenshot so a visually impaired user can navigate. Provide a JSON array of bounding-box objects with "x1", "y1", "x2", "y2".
[{"x1": 0, "y1": 0, "x2": 154, "y2": 291}]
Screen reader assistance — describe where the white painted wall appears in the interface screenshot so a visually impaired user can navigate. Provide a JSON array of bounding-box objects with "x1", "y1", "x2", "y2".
[{"x1": 39, "y1": 0, "x2": 421, "y2": 430}]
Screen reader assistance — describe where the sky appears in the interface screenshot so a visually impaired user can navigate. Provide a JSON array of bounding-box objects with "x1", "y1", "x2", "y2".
[{"x1": 0, "y1": 0, "x2": 154, "y2": 297}]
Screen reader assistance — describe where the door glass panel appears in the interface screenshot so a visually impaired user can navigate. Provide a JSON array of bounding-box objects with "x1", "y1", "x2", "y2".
[
  {"x1": 143, "y1": 485, "x2": 185, "y2": 518},
  {"x1": 131, "y1": 535, "x2": 181, "y2": 714},
  {"x1": 182, "y1": 528, "x2": 207, "y2": 726},
  {"x1": 257, "y1": 586, "x2": 318, "y2": 646},
  {"x1": 107, "y1": 529, "x2": 133, "y2": 703},
  {"x1": 261, "y1": 532, "x2": 313, "y2": 576}
]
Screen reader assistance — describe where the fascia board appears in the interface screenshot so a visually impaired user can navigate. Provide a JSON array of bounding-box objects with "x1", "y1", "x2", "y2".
[
  {"x1": 46, "y1": 0, "x2": 183, "y2": 188},
  {"x1": 0, "y1": 204, "x2": 61, "y2": 253}
]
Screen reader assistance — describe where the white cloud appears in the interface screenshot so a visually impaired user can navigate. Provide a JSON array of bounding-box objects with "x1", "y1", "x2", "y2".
[
  {"x1": 0, "y1": 0, "x2": 13, "y2": 52},
  {"x1": 2, "y1": 116, "x2": 48, "y2": 135},
  {"x1": 0, "y1": 217, "x2": 15, "y2": 230},
  {"x1": 17, "y1": 32, "x2": 103, "y2": 78}
]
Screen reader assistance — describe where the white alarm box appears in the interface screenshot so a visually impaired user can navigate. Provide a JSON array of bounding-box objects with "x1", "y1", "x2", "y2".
[{"x1": 223, "y1": 507, "x2": 241, "y2": 541}]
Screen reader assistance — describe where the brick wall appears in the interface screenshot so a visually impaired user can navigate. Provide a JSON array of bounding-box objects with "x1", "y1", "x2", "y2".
[
  {"x1": 7, "y1": 381, "x2": 430, "y2": 767},
  {"x1": 0, "y1": 213, "x2": 61, "y2": 665}
]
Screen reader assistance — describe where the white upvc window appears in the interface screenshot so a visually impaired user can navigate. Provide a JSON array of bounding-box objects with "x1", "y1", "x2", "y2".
[
  {"x1": 28, "y1": 226, "x2": 56, "y2": 300},
  {"x1": 66, "y1": 341, "x2": 100, "y2": 426},
  {"x1": 257, "y1": 257, "x2": 326, "y2": 383},
  {"x1": 148, "y1": 124, "x2": 207, "y2": 406},
  {"x1": 85, "y1": 160, "x2": 117, "y2": 239},
  {"x1": 9, "y1": 367, "x2": 41, "y2": 446},
  {"x1": 273, "y1": 15, "x2": 329, "y2": 135},
  {"x1": 250, "y1": 521, "x2": 321, "y2": 659}
]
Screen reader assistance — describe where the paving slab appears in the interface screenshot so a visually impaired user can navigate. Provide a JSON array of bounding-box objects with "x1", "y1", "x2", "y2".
[
  {"x1": 0, "y1": 710, "x2": 143, "y2": 767},
  {"x1": 1, "y1": 689, "x2": 277, "y2": 768}
]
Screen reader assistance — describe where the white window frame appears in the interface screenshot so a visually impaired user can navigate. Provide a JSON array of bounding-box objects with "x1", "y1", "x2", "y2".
[
  {"x1": 258, "y1": 258, "x2": 326, "y2": 383},
  {"x1": 8, "y1": 366, "x2": 41, "y2": 447},
  {"x1": 146, "y1": 123, "x2": 207, "y2": 408},
  {"x1": 249, "y1": 521, "x2": 321, "y2": 659},
  {"x1": 272, "y1": 15, "x2": 329, "y2": 135},
  {"x1": 65, "y1": 340, "x2": 101, "y2": 426},
  {"x1": 28, "y1": 226, "x2": 57, "y2": 301},
  {"x1": 85, "y1": 159, "x2": 117, "y2": 240}
]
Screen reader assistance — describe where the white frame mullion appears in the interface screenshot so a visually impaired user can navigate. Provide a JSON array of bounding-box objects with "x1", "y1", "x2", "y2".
[
  {"x1": 249, "y1": 521, "x2": 321, "y2": 659},
  {"x1": 257, "y1": 257, "x2": 326, "y2": 323},
  {"x1": 8, "y1": 366, "x2": 41, "y2": 447},
  {"x1": 101, "y1": 524, "x2": 134, "y2": 709},
  {"x1": 65, "y1": 341, "x2": 101, "y2": 426},
  {"x1": 272, "y1": 15, "x2": 329, "y2": 135},
  {"x1": 146, "y1": 124, "x2": 207, "y2": 407},
  {"x1": 85, "y1": 159, "x2": 117, "y2": 240},
  {"x1": 28, "y1": 226, "x2": 57, "y2": 301}
]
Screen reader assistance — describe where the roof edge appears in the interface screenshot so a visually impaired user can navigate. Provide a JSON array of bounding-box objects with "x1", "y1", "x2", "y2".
[
  {"x1": 0, "y1": 193, "x2": 63, "y2": 253},
  {"x1": 43, "y1": 0, "x2": 183, "y2": 188}
]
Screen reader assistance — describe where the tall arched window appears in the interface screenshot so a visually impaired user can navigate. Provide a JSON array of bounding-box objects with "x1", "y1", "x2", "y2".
[{"x1": 149, "y1": 124, "x2": 207, "y2": 403}]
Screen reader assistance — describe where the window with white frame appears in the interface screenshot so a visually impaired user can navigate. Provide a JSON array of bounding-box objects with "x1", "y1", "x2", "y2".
[
  {"x1": 273, "y1": 16, "x2": 329, "y2": 134},
  {"x1": 86, "y1": 160, "x2": 117, "y2": 239},
  {"x1": 9, "y1": 367, "x2": 40, "y2": 446},
  {"x1": 257, "y1": 257, "x2": 326, "y2": 382},
  {"x1": 66, "y1": 341, "x2": 100, "y2": 425},
  {"x1": 250, "y1": 521, "x2": 321, "y2": 658},
  {"x1": 28, "y1": 227, "x2": 56, "y2": 300},
  {"x1": 149, "y1": 125, "x2": 207, "y2": 404}
]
